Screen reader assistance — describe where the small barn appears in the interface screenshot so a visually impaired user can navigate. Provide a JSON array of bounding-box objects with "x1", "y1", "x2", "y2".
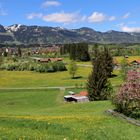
[
  {"x1": 64, "y1": 91, "x2": 89, "y2": 103},
  {"x1": 50, "y1": 58, "x2": 63, "y2": 62}
]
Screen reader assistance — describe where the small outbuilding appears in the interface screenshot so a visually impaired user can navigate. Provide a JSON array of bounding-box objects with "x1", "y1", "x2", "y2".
[
  {"x1": 64, "y1": 91, "x2": 89, "y2": 103},
  {"x1": 32, "y1": 57, "x2": 63, "y2": 63}
]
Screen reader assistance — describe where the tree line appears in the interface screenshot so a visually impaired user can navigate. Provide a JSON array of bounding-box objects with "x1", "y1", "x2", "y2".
[{"x1": 60, "y1": 43, "x2": 90, "y2": 61}]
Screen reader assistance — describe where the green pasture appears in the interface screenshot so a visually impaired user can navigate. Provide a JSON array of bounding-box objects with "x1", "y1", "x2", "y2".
[
  {"x1": 0, "y1": 69, "x2": 122, "y2": 89},
  {"x1": 0, "y1": 89, "x2": 139, "y2": 139},
  {"x1": 115, "y1": 55, "x2": 140, "y2": 63},
  {"x1": 0, "y1": 56, "x2": 139, "y2": 139},
  {"x1": 0, "y1": 66, "x2": 91, "y2": 88}
]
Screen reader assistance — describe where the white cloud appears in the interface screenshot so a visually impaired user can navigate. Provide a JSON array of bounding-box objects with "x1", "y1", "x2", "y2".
[
  {"x1": 42, "y1": 12, "x2": 83, "y2": 23},
  {"x1": 109, "y1": 16, "x2": 116, "y2": 21},
  {"x1": 88, "y1": 12, "x2": 106, "y2": 23},
  {"x1": 121, "y1": 25, "x2": 140, "y2": 33},
  {"x1": 27, "y1": 11, "x2": 116, "y2": 24},
  {"x1": 42, "y1": 1, "x2": 61, "y2": 8},
  {"x1": 122, "y1": 12, "x2": 130, "y2": 19},
  {"x1": 88, "y1": 12, "x2": 116, "y2": 23},
  {"x1": 27, "y1": 13, "x2": 43, "y2": 19},
  {"x1": 27, "y1": 12, "x2": 85, "y2": 24}
]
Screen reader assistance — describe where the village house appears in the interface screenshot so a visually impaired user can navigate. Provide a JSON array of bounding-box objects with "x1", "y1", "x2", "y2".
[
  {"x1": 32, "y1": 57, "x2": 63, "y2": 63},
  {"x1": 129, "y1": 59, "x2": 140, "y2": 68}
]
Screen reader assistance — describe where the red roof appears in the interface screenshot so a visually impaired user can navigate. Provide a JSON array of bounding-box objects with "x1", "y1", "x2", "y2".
[
  {"x1": 50, "y1": 58, "x2": 63, "y2": 62},
  {"x1": 74, "y1": 91, "x2": 88, "y2": 97},
  {"x1": 129, "y1": 59, "x2": 140, "y2": 64}
]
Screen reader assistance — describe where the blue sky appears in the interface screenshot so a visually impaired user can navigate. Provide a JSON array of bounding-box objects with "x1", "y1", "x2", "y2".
[{"x1": 0, "y1": 0, "x2": 140, "y2": 32}]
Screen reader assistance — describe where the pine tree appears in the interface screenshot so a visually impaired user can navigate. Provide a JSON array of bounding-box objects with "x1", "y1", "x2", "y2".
[
  {"x1": 68, "y1": 43, "x2": 90, "y2": 61},
  {"x1": 17, "y1": 46, "x2": 22, "y2": 57},
  {"x1": 0, "y1": 55, "x2": 2, "y2": 67},
  {"x1": 87, "y1": 46, "x2": 112, "y2": 101},
  {"x1": 79, "y1": 43, "x2": 90, "y2": 61},
  {"x1": 103, "y1": 47, "x2": 113, "y2": 77},
  {"x1": 60, "y1": 46, "x2": 64, "y2": 55}
]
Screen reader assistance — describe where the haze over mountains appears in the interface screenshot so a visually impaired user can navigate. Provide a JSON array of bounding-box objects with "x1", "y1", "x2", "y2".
[{"x1": 0, "y1": 24, "x2": 140, "y2": 45}]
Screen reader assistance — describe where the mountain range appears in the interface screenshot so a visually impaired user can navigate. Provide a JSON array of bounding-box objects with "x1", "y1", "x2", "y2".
[{"x1": 0, "y1": 24, "x2": 140, "y2": 45}]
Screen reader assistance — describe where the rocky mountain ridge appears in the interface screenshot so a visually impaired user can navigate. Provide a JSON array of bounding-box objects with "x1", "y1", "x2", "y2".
[{"x1": 0, "y1": 24, "x2": 140, "y2": 45}]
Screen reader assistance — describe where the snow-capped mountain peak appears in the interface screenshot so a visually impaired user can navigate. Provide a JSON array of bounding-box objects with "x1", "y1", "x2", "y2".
[{"x1": 5, "y1": 24, "x2": 22, "y2": 32}]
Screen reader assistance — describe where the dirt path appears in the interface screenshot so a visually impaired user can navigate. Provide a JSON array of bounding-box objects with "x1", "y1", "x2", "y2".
[{"x1": 0, "y1": 86, "x2": 76, "y2": 90}]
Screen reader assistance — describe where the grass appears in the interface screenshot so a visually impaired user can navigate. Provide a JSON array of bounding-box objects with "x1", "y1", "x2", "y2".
[
  {"x1": 0, "y1": 57, "x2": 91, "y2": 88},
  {"x1": 0, "y1": 66, "x2": 91, "y2": 88},
  {"x1": 0, "y1": 89, "x2": 140, "y2": 139},
  {"x1": 0, "y1": 89, "x2": 63, "y2": 115},
  {"x1": 0, "y1": 56, "x2": 130, "y2": 88},
  {"x1": 115, "y1": 55, "x2": 140, "y2": 63},
  {"x1": 0, "y1": 68, "x2": 122, "y2": 88},
  {"x1": 0, "y1": 56, "x2": 139, "y2": 139}
]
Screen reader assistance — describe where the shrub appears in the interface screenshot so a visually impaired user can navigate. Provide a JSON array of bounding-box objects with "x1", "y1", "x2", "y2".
[
  {"x1": 19, "y1": 62, "x2": 29, "y2": 71},
  {"x1": 35, "y1": 64, "x2": 46, "y2": 73},
  {"x1": 28, "y1": 63, "x2": 36, "y2": 71},
  {"x1": 33, "y1": 62, "x2": 67, "y2": 73},
  {"x1": 46, "y1": 63, "x2": 55, "y2": 72},
  {"x1": 113, "y1": 70, "x2": 140, "y2": 117},
  {"x1": 54, "y1": 61, "x2": 67, "y2": 71},
  {"x1": 5, "y1": 63, "x2": 19, "y2": 71},
  {"x1": 0, "y1": 60, "x2": 67, "y2": 73},
  {"x1": 1, "y1": 62, "x2": 30, "y2": 71}
]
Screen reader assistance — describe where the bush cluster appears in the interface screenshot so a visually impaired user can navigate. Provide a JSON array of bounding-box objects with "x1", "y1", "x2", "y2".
[
  {"x1": 0, "y1": 61, "x2": 67, "y2": 73},
  {"x1": 113, "y1": 70, "x2": 140, "y2": 118}
]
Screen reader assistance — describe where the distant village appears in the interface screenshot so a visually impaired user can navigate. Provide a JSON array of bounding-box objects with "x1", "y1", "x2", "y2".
[{"x1": 0, "y1": 44, "x2": 61, "y2": 57}]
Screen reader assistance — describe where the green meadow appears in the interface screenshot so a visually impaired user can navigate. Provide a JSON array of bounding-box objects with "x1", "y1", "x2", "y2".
[
  {"x1": 0, "y1": 67, "x2": 91, "y2": 88},
  {"x1": 0, "y1": 65, "x2": 122, "y2": 88},
  {"x1": 0, "y1": 89, "x2": 140, "y2": 139},
  {"x1": 0, "y1": 57, "x2": 139, "y2": 139}
]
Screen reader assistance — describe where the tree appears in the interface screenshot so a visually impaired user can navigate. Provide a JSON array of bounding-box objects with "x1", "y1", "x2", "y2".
[
  {"x1": 120, "y1": 57, "x2": 128, "y2": 81},
  {"x1": 17, "y1": 46, "x2": 22, "y2": 57},
  {"x1": 69, "y1": 44, "x2": 76, "y2": 60},
  {"x1": 3, "y1": 51, "x2": 7, "y2": 57},
  {"x1": 68, "y1": 43, "x2": 90, "y2": 61},
  {"x1": 113, "y1": 70, "x2": 140, "y2": 117},
  {"x1": 0, "y1": 55, "x2": 2, "y2": 67},
  {"x1": 87, "y1": 46, "x2": 112, "y2": 101},
  {"x1": 103, "y1": 47, "x2": 114, "y2": 77},
  {"x1": 68, "y1": 60, "x2": 78, "y2": 79}
]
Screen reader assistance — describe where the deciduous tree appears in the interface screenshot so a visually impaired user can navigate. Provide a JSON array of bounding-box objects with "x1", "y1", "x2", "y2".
[{"x1": 68, "y1": 60, "x2": 78, "y2": 79}]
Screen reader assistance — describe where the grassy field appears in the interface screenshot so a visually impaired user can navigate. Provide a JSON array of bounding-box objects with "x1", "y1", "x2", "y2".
[
  {"x1": 0, "y1": 61, "x2": 92, "y2": 88},
  {"x1": 0, "y1": 69, "x2": 122, "y2": 88},
  {"x1": 115, "y1": 55, "x2": 140, "y2": 63},
  {"x1": 0, "y1": 56, "x2": 139, "y2": 139},
  {"x1": 0, "y1": 89, "x2": 140, "y2": 139},
  {"x1": 0, "y1": 56, "x2": 134, "y2": 88}
]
